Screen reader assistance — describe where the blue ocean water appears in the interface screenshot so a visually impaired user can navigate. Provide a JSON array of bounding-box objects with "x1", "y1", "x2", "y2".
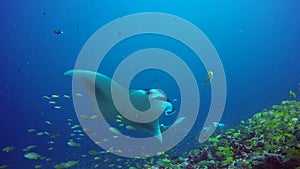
[{"x1": 1, "y1": 0, "x2": 300, "y2": 168}]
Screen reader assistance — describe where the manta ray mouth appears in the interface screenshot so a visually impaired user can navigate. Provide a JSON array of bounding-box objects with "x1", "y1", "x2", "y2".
[
  {"x1": 151, "y1": 96, "x2": 167, "y2": 101},
  {"x1": 145, "y1": 89, "x2": 176, "y2": 116}
]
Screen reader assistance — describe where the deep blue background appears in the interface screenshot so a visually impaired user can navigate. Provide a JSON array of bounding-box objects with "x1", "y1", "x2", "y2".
[{"x1": 1, "y1": 0, "x2": 300, "y2": 168}]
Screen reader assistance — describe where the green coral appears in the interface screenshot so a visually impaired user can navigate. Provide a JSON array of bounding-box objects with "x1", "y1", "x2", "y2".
[
  {"x1": 209, "y1": 100, "x2": 299, "y2": 168},
  {"x1": 283, "y1": 147, "x2": 300, "y2": 160},
  {"x1": 220, "y1": 157, "x2": 234, "y2": 167},
  {"x1": 156, "y1": 158, "x2": 171, "y2": 167},
  {"x1": 146, "y1": 100, "x2": 300, "y2": 169},
  {"x1": 216, "y1": 146, "x2": 234, "y2": 157}
]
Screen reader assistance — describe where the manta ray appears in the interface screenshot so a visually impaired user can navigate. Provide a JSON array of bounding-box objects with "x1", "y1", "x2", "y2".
[{"x1": 64, "y1": 70, "x2": 185, "y2": 143}]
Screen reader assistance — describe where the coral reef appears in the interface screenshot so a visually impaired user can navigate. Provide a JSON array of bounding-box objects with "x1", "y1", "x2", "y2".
[{"x1": 149, "y1": 100, "x2": 300, "y2": 169}]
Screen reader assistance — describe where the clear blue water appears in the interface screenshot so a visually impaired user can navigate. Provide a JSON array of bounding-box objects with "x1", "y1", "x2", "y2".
[{"x1": 1, "y1": 0, "x2": 300, "y2": 168}]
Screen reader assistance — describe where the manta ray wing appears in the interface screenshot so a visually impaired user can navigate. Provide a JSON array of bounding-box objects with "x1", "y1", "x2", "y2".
[{"x1": 64, "y1": 69, "x2": 164, "y2": 142}]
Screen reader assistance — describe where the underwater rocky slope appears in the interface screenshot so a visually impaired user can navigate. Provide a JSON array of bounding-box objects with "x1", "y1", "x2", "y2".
[
  {"x1": 1, "y1": 98, "x2": 299, "y2": 168},
  {"x1": 149, "y1": 100, "x2": 300, "y2": 169}
]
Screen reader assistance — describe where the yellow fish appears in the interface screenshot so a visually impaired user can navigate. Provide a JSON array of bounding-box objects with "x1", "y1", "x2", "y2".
[
  {"x1": 48, "y1": 101, "x2": 56, "y2": 104},
  {"x1": 0, "y1": 165, "x2": 9, "y2": 169},
  {"x1": 43, "y1": 96, "x2": 51, "y2": 100},
  {"x1": 63, "y1": 94, "x2": 70, "y2": 98},
  {"x1": 24, "y1": 152, "x2": 44, "y2": 160},
  {"x1": 80, "y1": 115, "x2": 91, "y2": 120},
  {"x1": 109, "y1": 127, "x2": 121, "y2": 135},
  {"x1": 27, "y1": 129, "x2": 36, "y2": 133},
  {"x1": 54, "y1": 105, "x2": 62, "y2": 109},
  {"x1": 45, "y1": 121, "x2": 52, "y2": 125},
  {"x1": 51, "y1": 94, "x2": 59, "y2": 98},
  {"x1": 22, "y1": 145, "x2": 37, "y2": 151},
  {"x1": 34, "y1": 164, "x2": 42, "y2": 169},
  {"x1": 125, "y1": 125, "x2": 136, "y2": 130},
  {"x1": 203, "y1": 70, "x2": 213, "y2": 86},
  {"x1": 64, "y1": 161, "x2": 79, "y2": 167},
  {"x1": 67, "y1": 140, "x2": 80, "y2": 147},
  {"x1": 88, "y1": 150, "x2": 99, "y2": 155},
  {"x1": 2, "y1": 146, "x2": 16, "y2": 152},
  {"x1": 290, "y1": 90, "x2": 296, "y2": 98}
]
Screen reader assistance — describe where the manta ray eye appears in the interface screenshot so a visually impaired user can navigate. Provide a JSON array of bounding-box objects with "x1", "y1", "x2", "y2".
[{"x1": 142, "y1": 89, "x2": 151, "y2": 95}]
